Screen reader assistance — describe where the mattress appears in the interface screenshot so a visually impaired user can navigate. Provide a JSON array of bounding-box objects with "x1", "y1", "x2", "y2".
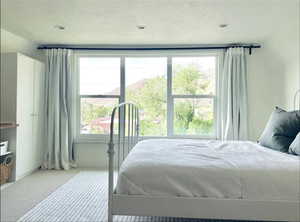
[{"x1": 116, "y1": 139, "x2": 300, "y2": 201}]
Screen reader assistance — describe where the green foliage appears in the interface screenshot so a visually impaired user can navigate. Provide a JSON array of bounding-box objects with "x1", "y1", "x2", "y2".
[
  {"x1": 172, "y1": 65, "x2": 213, "y2": 135},
  {"x1": 81, "y1": 101, "x2": 114, "y2": 134},
  {"x1": 174, "y1": 99, "x2": 213, "y2": 135},
  {"x1": 81, "y1": 64, "x2": 214, "y2": 136},
  {"x1": 173, "y1": 64, "x2": 210, "y2": 95},
  {"x1": 81, "y1": 103, "x2": 110, "y2": 124},
  {"x1": 126, "y1": 76, "x2": 167, "y2": 136}
]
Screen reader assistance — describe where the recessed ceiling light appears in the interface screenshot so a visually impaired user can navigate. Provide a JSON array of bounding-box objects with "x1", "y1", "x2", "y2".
[
  {"x1": 137, "y1": 25, "x2": 146, "y2": 30},
  {"x1": 54, "y1": 25, "x2": 65, "y2": 30},
  {"x1": 219, "y1": 24, "x2": 228, "y2": 28}
]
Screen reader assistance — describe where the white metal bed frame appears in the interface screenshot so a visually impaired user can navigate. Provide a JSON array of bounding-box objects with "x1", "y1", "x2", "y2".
[{"x1": 107, "y1": 103, "x2": 300, "y2": 222}]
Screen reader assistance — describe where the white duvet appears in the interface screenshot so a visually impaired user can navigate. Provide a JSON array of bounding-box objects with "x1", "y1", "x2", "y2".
[{"x1": 116, "y1": 139, "x2": 300, "y2": 201}]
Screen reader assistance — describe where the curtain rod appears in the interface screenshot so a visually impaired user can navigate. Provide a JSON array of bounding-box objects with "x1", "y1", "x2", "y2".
[{"x1": 37, "y1": 44, "x2": 261, "y2": 55}]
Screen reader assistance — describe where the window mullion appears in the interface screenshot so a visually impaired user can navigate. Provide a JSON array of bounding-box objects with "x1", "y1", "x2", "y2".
[
  {"x1": 119, "y1": 56, "x2": 126, "y2": 140},
  {"x1": 172, "y1": 95, "x2": 215, "y2": 99},
  {"x1": 120, "y1": 56, "x2": 125, "y2": 103},
  {"x1": 80, "y1": 95, "x2": 120, "y2": 98},
  {"x1": 167, "y1": 56, "x2": 173, "y2": 137}
]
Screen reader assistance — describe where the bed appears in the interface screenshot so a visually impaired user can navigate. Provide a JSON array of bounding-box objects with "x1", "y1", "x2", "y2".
[{"x1": 107, "y1": 103, "x2": 300, "y2": 222}]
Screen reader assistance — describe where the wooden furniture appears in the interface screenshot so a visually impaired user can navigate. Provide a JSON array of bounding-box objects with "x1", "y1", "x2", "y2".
[
  {"x1": 0, "y1": 152, "x2": 14, "y2": 185},
  {"x1": 107, "y1": 103, "x2": 300, "y2": 222},
  {"x1": 0, "y1": 122, "x2": 19, "y2": 129},
  {"x1": 0, "y1": 53, "x2": 44, "y2": 181}
]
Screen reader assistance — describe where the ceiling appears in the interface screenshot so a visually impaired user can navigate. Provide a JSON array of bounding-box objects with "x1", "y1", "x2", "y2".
[{"x1": 1, "y1": 0, "x2": 299, "y2": 45}]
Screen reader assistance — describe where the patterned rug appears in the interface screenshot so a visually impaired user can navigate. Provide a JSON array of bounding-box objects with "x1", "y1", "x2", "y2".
[{"x1": 18, "y1": 171, "x2": 268, "y2": 222}]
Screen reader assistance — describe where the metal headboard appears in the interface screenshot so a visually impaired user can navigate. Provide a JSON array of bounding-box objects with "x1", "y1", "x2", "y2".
[
  {"x1": 107, "y1": 103, "x2": 139, "y2": 220},
  {"x1": 107, "y1": 102, "x2": 140, "y2": 170}
]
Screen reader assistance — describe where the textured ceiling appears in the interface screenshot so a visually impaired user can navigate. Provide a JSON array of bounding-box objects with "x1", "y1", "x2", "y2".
[{"x1": 1, "y1": 0, "x2": 299, "y2": 45}]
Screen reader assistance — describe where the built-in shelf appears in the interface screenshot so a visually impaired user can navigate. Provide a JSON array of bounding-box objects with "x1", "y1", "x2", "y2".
[{"x1": 0, "y1": 122, "x2": 19, "y2": 129}]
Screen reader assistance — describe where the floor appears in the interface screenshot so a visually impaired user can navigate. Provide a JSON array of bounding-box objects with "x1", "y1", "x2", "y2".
[{"x1": 1, "y1": 169, "x2": 80, "y2": 222}]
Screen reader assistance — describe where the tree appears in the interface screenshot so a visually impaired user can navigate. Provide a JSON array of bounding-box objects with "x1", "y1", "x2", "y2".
[
  {"x1": 172, "y1": 64, "x2": 212, "y2": 134},
  {"x1": 82, "y1": 64, "x2": 214, "y2": 136},
  {"x1": 126, "y1": 76, "x2": 167, "y2": 136}
]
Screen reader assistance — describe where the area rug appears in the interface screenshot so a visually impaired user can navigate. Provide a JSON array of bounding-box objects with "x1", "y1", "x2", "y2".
[{"x1": 18, "y1": 171, "x2": 268, "y2": 222}]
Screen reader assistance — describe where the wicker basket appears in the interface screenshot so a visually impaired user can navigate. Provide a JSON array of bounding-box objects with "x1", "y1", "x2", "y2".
[{"x1": 0, "y1": 155, "x2": 13, "y2": 185}]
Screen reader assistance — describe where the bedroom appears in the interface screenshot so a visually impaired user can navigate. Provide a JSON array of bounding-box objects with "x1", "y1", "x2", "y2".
[{"x1": 0, "y1": 0, "x2": 299, "y2": 221}]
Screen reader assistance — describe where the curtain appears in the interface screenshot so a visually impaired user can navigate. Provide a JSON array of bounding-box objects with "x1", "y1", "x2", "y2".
[
  {"x1": 220, "y1": 47, "x2": 248, "y2": 140},
  {"x1": 43, "y1": 49, "x2": 76, "y2": 170}
]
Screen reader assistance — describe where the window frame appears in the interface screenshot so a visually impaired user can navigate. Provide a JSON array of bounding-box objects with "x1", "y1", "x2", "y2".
[
  {"x1": 169, "y1": 56, "x2": 219, "y2": 138},
  {"x1": 74, "y1": 50, "x2": 222, "y2": 143}
]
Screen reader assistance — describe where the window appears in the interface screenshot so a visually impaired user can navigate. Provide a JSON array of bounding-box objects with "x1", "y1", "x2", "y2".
[
  {"x1": 79, "y1": 57, "x2": 120, "y2": 134},
  {"x1": 125, "y1": 58, "x2": 167, "y2": 136},
  {"x1": 77, "y1": 53, "x2": 218, "y2": 140},
  {"x1": 172, "y1": 57, "x2": 216, "y2": 136}
]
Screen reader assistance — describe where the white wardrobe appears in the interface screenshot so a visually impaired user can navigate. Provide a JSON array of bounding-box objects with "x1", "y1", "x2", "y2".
[{"x1": 0, "y1": 52, "x2": 44, "y2": 181}]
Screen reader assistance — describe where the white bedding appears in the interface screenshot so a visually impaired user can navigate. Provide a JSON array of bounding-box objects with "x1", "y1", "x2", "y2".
[{"x1": 116, "y1": 139, "x2": 300, "y2": 201}]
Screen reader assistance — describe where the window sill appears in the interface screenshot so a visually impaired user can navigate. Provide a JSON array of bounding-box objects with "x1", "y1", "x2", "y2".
[{"x1": 74, "y1": 135, "x2": 218, "y2": 145}]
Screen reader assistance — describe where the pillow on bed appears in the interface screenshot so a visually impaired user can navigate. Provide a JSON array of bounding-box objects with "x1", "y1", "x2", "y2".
[
  {"x1": 289, "y1": 132, "x2": 300, "y2": 155},
  {"x1": 259, "y1": 107, "x2": 300, "y2": 152}
]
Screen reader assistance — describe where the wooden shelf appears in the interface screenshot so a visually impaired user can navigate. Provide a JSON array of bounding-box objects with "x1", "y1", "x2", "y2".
[{"x1": 0, "y1": 123, "x2": 19, "y2": 129}]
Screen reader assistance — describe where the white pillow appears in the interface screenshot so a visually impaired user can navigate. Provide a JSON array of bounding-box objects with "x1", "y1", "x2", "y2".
[{"x1": 289, "y1": 132, "x2": 300, "y2": 155}]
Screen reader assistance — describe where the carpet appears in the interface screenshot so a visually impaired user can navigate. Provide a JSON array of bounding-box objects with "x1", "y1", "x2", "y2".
[
  {"x1": 1, "y1": 169, "x2": 79, "y2": 222},
  {"x1": 18, "y1": 171, "x2": 267, "y2": 222}
]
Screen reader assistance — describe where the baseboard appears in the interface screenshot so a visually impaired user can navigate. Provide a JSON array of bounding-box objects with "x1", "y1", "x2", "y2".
[
  {"x1": 0, "y1": 167, "x2": 40, "y2": 190},
  {"x1": 0, "y1": 181, "x2": 14, "y2": 190},
  {"x1": 16, "y1": 166, "x2": 40, "y2": 181}
]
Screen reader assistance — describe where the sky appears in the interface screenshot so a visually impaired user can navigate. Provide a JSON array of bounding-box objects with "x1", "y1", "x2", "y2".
[{"x1": 80, "y1": 57, "x2": 215, "y2": 95}]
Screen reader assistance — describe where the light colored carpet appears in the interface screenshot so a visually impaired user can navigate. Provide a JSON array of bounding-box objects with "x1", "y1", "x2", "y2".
[
  {"x1": 1, "y1": 169, "x2": 79, "y2": 222},
  {"x1": 17, "y1": 171, "x2": 267, "y2": 222}
]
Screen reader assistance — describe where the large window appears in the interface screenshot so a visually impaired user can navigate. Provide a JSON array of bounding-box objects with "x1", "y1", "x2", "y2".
[{"x1": 77, "y1": 54, "x2": 218, "y2": 139}]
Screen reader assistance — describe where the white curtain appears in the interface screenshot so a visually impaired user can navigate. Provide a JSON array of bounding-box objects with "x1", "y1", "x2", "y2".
[
  {"x1": 220, "y1": 47, "x2": 248, "y2": 140},
  {"x1": 43, "y1": 49, "x2": 76, "y2": 170}
]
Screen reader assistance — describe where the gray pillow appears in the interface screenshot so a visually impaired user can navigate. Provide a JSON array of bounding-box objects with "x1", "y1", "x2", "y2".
[
  {"x1": 289, "y1": 133, "x2": 300, "y2": 155},
  {"x1": 259, "y1": 107, "x2": 300, "y2": 152}
]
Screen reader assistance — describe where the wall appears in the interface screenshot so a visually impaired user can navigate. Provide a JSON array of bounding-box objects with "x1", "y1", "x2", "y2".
[
  {"x1": 75, "y1": 143, "x2": 108, "y2": 169},
  {"x1": 0, "y1": 28, "x2": 44, "y2": 61},
  {"x1": 283, "y1": 8, "x2": 300, "y2": 110},
  {"x1": 247, "y1": 2, "x2": 299, "y2": 141}
]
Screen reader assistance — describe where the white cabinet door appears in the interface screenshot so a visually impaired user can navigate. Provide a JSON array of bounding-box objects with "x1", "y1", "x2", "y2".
[
  {"x1": 32, "y1": 60, "x2": 44, "y2": 167},
  {"x1": 16, "y1": 54, "x2": 35, "y2": 179}
]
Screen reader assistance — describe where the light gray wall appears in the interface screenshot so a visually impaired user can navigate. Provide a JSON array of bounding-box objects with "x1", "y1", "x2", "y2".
[
  {"x1": 247, "y1": 43, "x2": 287, "y2": 142},
  {"x1": 75, "y1": 143, "x2": 108, "y2": 169},
  {"x1": 0, "y1": 28, "x2": 44, "y2": 61},
  {"x1": 247, "y1": 3, "x2": 299, "y2": 141}
]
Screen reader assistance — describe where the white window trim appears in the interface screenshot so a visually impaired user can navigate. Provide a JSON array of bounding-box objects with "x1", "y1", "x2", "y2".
[{"x1": 74, "y1": 50, "x2": 223, "y2": 144}]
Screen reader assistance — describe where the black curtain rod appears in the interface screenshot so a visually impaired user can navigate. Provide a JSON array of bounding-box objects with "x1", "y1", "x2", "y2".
[{"x1": 38, "y1": 45, "x2": 261, "y2": 55}]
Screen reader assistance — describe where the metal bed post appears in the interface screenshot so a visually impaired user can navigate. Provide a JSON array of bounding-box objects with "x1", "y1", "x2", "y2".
[
  {"x1": 107, "y1": 103, "x2": 139, "y2": 222},
  {"x1": 107, "y1": 105, "x2": 117, "y2": 222},
  {"x1": 107, "y1": 140, "x2": 114, "y2": 222}
]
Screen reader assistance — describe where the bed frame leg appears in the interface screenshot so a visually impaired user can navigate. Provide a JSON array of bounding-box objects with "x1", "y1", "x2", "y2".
[
  {"x1": 107, "y1": 142, "x2": 115, "y2": 222},
  {"x1": 108, "y1": 212, "x2": 113, "y2": 222}
]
